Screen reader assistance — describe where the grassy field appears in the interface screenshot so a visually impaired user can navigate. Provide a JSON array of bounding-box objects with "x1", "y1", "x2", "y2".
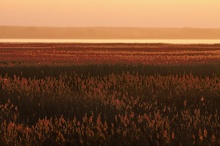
[{"x1": 0, "y1": 43, "x2": 220, "y2": 145}]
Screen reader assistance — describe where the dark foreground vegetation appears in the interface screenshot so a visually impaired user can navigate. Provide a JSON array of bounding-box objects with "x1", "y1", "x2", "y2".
[
  {"x1": 0, "y1": 64, "x2": 220, "y2": 145},
  {"x1": 0, "y1": 43, "x2": 220, "y2": 145}
]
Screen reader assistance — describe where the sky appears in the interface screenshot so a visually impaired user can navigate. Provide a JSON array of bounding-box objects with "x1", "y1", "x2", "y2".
[{"x1": 1, "y1": 0, "x2": 220, "y2": 28}]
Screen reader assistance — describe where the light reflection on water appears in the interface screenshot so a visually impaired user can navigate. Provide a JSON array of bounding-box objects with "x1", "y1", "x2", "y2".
[{"x1": 0, "y1": 39, "x2": 220, "y2": 44}]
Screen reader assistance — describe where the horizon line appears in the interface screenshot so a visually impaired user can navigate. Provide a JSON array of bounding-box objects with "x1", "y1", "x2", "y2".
[{"x1": 1, "y1": 25, "x2": 220, "y2": 29}]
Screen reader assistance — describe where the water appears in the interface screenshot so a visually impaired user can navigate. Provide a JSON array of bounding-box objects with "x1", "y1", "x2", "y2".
[{"x1": 0, "y1": 39, "x2": 220, "y2": 44}]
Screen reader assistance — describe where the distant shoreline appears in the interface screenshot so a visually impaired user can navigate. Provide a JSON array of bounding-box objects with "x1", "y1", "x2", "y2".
[{"x1": 1, "y1": 26, "x2": 220, "y2": 39}]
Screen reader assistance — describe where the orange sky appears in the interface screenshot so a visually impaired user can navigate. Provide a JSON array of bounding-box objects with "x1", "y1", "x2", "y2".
[{"x1": 1, "y1": 0, "x2": 220, "y2": 28}]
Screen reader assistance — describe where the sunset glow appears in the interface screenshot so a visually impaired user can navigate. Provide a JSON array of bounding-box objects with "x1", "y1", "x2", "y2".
[{"x1": 1, "y1": 0, "x2": 220, "y2": 28}]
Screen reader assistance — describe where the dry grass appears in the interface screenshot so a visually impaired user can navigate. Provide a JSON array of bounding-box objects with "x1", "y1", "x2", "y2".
[
  {"x1": 0, "y1": 43, "x2": 220, "y2": 66},
  {"x1": 0, "y1": 43, "x2": 220, "y2": 145}
]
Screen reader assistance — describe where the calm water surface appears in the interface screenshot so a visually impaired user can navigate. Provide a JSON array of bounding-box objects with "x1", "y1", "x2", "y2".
[{"x1": 0, "y1": 39, "x2": 220, "y2": 44}]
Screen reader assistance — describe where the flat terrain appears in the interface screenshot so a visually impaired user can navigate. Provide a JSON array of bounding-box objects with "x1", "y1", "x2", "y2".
[
  {"x1": 0, "y1": 43, "x2": 220, "y2": 66},
  {"x1": 0, "y1": 43, "x2": 220, "y2": 145},
  {"x1": 1, "y1": 26, "x2": 220, "y2": 39}
]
